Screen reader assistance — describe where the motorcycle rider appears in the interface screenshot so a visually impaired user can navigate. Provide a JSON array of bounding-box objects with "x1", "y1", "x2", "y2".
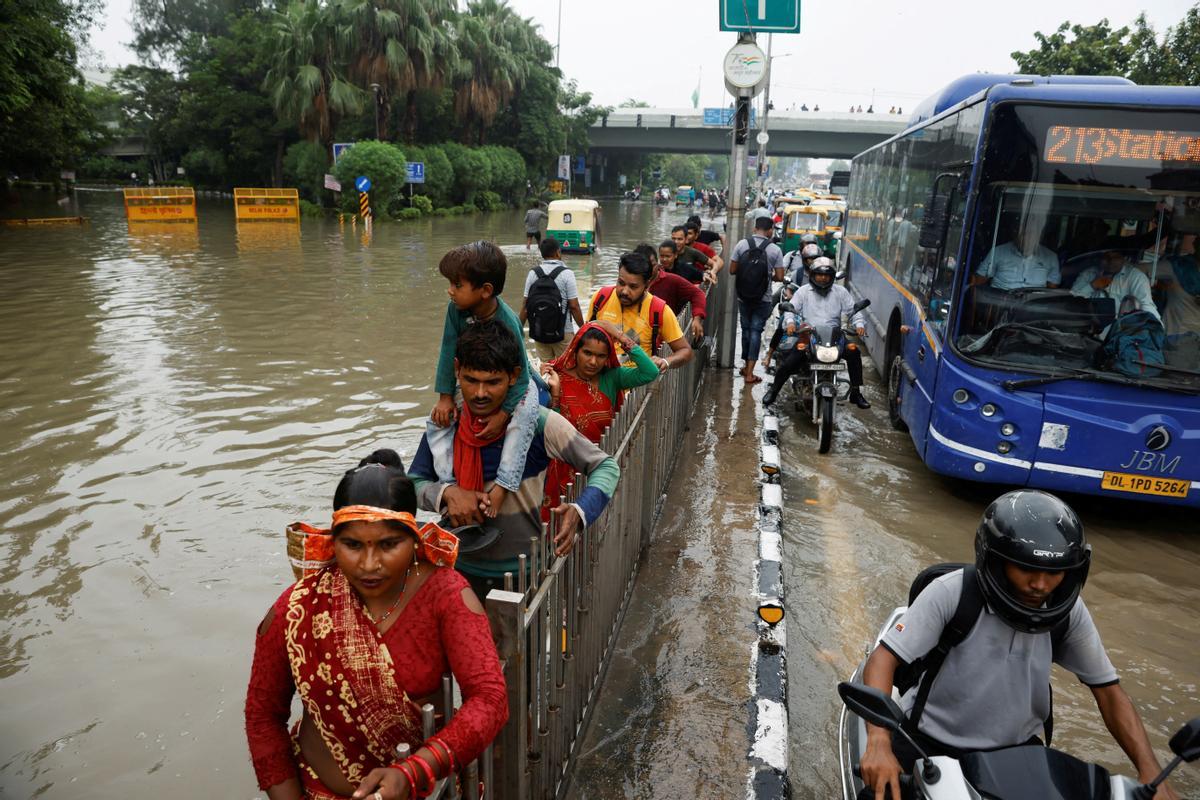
[
  {"x1": 783, "y1": 242, "x2": 823, "y2": 288},
  {"x1": 762, "y1": 258, "x2": 870, "y2": 409},
  {"x1": 858, "y1": 491, "x2": 1178, "y2": 800}
]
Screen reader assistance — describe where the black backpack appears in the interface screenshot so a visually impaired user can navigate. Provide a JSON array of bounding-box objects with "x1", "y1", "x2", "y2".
[
  {"x1": 893, "y1": 563, "x2": 1069, "y2": 745},
  {"x1": 735, "y1": 237, "x2": 772, "y2": 303},
  {"x1": 526, "y1": 265, "x2": 568, "y2": 343}
]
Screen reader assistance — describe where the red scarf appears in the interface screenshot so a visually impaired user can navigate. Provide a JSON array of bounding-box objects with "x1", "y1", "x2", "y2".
[
  {"x1": 548, "y1": 322, "x2": 624, "y2": 411},
  {"x1": 453, "y1": 406, "x2": 504, "y2": 492}
]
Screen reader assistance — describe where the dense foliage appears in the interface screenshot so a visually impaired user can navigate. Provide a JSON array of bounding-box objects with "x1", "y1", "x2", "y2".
[
  {"x1": 1011, "y1": 5, "x2": 1200, "y2": 86},
  {"x1": 5, "y1": 0, "x2": 607, "y2": 210}
]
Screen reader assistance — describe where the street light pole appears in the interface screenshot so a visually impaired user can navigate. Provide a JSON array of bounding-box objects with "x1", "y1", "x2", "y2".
[
  {"x1": 369, "y1": 83, "x2": 382, "y2": 140},
  {"x1": 756, "y1": 34, "x2": 773, "y2": 196},
  {"x1": 718, "y1": 32, "x2": 756, "y2": 369}
]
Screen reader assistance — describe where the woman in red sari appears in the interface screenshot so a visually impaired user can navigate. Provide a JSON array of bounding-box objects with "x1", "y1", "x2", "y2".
[
  {"x1": 245, "y1": 449, "x2": 507, "y2": 800},
  {"x1": 540, "y1": 321, "x2": 659, "y2": 518}
]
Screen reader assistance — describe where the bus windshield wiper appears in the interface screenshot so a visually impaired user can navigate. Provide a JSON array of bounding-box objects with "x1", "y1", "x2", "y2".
[{"x1": 1002, "y1": 369, "x2": 1100, "y2": 391}]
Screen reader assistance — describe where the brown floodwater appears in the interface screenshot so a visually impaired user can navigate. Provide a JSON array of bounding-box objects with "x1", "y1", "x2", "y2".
[
  {"x1": 0, "y1": 188, "x2": 699, "y2": 798},
  {"x1": 776, "y1": 354, "x2": 1200, "y2": 797}
]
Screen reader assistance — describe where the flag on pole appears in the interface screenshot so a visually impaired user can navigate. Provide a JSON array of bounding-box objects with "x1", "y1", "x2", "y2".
[{"x1": 691, "y1": 67, "x2": 701, "y2": 109}]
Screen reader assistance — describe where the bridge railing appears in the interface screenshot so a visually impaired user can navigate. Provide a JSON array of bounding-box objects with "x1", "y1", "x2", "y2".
[{"x1": 463, "y1": 298, "x2": 714, "y2": 799}]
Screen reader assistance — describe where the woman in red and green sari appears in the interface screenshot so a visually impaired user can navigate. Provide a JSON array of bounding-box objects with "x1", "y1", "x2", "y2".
[
  {"x1": 539, "y1": 320, "x2": 659, "y2": 518},
  {"x1": 245, "y1": 450, "x2": 507, "y2": 800}
]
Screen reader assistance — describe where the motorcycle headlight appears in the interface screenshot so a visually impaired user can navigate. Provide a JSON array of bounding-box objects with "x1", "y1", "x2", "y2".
[{"x1": 816, "y1": 345, "x2": 839, "y2": 363}]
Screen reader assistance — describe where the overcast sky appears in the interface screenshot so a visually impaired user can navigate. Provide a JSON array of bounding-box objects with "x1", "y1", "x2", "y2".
[{"x1": 88, "y1": 0, "x2": 1193, "y2": 114}]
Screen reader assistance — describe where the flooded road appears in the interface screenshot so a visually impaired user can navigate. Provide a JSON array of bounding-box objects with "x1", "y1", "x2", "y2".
[
  {"x1": 778, "y1": 355, "x2": 1200, "y2": 797},
  {"x1": 0, "y1": 190, "x2": 699, "y2": 798}
]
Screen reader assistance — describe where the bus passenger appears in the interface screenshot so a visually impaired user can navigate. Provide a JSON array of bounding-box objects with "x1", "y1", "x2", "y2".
[
  {"x1": 1070, "y1": 250, "x2": 1160, "y2": 322},
  {"x1": 245, "y1": 450, "x2": 508, "y2": 800},
  {"x1": 972, "y1": 225, "x2": 1061, "y2": 290}
]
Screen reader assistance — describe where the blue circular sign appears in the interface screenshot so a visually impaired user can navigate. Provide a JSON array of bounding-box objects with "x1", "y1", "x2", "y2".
[{"x1": 355, "y1": 175, "x2": 372, "y2": 192}]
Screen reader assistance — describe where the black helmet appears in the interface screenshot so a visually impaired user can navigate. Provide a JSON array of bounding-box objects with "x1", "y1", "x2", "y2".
[
  {"x1": 809, "y1": 257, "x2": 836, "y2": 295},
  {"x1": 973, "y1": 490, "x2": 1091, "y2": 634}
]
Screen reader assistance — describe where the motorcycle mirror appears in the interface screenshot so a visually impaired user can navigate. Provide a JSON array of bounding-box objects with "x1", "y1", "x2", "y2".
[
  {"x1": 778, "y1": 302, "x2": 795, "y2": 314},
  {"x1": 837, "y1": 682, "x2": 905, "y2": 733},
  {"x1": 1132, "y1": 717, "x2": 1200, "y2": 800},
  {"x1": 852, "y1": 298, "x2": 871, "y2": 314},
  {"x1": 1170, "y1": 717, "x2": 1200, "y2": 762}
]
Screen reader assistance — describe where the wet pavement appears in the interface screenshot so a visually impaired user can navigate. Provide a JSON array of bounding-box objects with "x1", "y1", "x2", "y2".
[
  {"x1": 776, "y1": 354, "x2": 1200, "y2": 797},
  {"x1": 566, "y1": 370, "x2": 762, "y2": 800}
]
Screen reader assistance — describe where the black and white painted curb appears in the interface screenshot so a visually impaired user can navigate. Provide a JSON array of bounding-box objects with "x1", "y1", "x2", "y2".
[{"x1": 747, "y1": 412, "x2": 789, "y2": 798}]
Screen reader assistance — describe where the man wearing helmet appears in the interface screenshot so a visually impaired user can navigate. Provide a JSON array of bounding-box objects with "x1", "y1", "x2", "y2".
[
  {"x1": 761, "y1": 257, "x2": 871, "y2": 409},
  {"x1": 783, "y1": 242, "x2": 823, "y2": 287},
  {"x1": 858, "y1": 491, "x2": 1178, "y2": 800}
]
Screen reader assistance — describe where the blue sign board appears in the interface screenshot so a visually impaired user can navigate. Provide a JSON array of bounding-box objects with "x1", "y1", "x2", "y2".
[
  {"x1": 333, "y1": 142, "x2": 354, "y2": 162},
  {"x1": 574, "y1": 156, "x2": 586, "y2": 175},
  {"x1": 702, "y1": 107, "x2": 758, "y2": 127},
  {"x1": 405, "y1": 162, "x2": 425, "y2": 184},
  {"x1": 719, "y1": 0, "x2": 801, "y2": 34},
  {"x1": 355, "y1": 175, "x2": 372, "y2": 193}
]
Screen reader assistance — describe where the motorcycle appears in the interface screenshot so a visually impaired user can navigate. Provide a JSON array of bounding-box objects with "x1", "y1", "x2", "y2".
[
  {"x1": 773, "y1": 297, "x2": 870, "y2": 454},
  {"x1": 837, "y1": 609, "x2": 1200, "y2": 800}
]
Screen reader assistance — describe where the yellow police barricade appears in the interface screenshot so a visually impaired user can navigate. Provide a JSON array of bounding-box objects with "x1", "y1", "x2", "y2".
[
  {"x1": 233, "y1": 188, "x2": 300, "y2": 222},
  {"x1": 122, "y1": 187, "x2": 197, "y2": 222}
]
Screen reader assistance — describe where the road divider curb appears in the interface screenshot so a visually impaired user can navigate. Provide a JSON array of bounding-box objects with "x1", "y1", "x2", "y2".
[{"x1": 748, "y1": 410, "x2": 790, "y2": 799}]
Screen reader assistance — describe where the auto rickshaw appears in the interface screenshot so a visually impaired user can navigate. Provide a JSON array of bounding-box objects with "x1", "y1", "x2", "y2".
[
  {"x1": 546, "y1": 199, "x2": 600, "y2": 254},
  {"x1": 780, "y1": 204, "x2": 829, "y2": 253},
  {"x1": 675, "y1": 185, "x2": 694, "y2": 206}
]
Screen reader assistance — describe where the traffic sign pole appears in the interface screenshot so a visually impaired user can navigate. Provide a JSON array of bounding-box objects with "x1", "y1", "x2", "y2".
[{"x1": 718, "y1": 31, "x2": 757, "y2": 370}]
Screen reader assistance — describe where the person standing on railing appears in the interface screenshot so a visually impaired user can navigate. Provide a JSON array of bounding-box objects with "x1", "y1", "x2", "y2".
[
  {"x1": 540, "y1": 320, "x2": 659, "y2": 521},
  {"x1": 587, "y1": 252, "x2": 695, "y2": 371},
  {"x1": 245, "y1": 449, "x2": 508, "y2": 800},
  {"x1": 408, "y1": 321, "x2": 620, "y2": 602}
]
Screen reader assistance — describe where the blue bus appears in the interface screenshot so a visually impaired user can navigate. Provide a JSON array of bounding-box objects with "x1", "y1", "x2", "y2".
[{"x1": 842, "y1": 74, "x2": 1200, "y2": 507}]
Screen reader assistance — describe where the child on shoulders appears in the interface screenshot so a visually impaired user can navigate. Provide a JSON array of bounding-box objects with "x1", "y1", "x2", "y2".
[{"x1": 430, "y1": 241, "x2": 544, "y2": 516}]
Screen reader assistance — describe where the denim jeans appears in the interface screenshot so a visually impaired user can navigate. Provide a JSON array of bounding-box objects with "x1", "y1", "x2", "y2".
[
  {"x1": 738, "y1": 298, "x2": 773, "y2": 363},
  {"x1": 425, "y1": 376, "x2": 542, "y2": 492}
]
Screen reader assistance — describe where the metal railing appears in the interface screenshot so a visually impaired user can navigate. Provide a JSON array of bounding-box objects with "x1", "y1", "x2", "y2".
[{"x1": 440, "y1": 299, "x2": 714, "y2": 800}]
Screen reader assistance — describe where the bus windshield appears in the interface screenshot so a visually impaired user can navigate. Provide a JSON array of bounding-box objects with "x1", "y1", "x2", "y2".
[{"x1": 957, "y1": 103, "x2": 1200, "y2": 392}]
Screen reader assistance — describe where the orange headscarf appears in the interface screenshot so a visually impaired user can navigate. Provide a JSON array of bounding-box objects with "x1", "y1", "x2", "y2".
[
  {"x1": 547, "y1": 322, "x2": 625, "y2": 409},
  {"x1": 288, "y1": 505, "x2": 458, "y2": 577}
]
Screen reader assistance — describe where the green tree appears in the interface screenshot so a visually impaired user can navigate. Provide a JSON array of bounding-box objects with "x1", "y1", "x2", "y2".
[
  {"x1": 453, "y1": 0, "x2": 538, "y2": 143},
  {"x1": 0, "y1": 0, "x2": 102, "y2": 177},
  {"x1": 335, "y1": 0, "x2": 457, "y2": 141},
  {"x1": 263, "y1": 0, "x2": 364, "y2": 162},
  {"x1": 111, "y1": 65, "x2": 184, "y2": 182},
  {"x1": 828, "y1": 159, "x2": 850, "y2": 173},
  {"x1": 330, "y1": 139, "x2": 407, "y2": 214},
  {"x1": 1012, "y1": 6, "x2": 1199, "y2": 86}
]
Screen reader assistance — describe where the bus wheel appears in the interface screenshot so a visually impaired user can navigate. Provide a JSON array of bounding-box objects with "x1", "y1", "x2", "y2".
[{"x1": 888, "y1": 355, "x2": 909, "y2": 433}]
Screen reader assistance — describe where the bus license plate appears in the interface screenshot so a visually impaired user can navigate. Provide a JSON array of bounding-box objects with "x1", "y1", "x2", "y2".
[{"x1": 1100, "y1": 471, "x2": 1190, "y2": 499}]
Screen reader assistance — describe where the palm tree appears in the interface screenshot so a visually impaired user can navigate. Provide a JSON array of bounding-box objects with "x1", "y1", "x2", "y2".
[
  {"x1": 263, "y1": 0, "x2": 363, "y2": 161},
  {"x1": 333, "y1": 0, "x2": 457, "y2": 141},
  {"x1": 452, "y1": 0, "x2": 544, "y2": 143}
]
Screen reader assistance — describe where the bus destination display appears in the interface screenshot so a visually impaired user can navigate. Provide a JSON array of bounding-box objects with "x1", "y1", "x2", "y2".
[{"x1": 1044, "y1": 125, "x2": 1200, "y2": 167}]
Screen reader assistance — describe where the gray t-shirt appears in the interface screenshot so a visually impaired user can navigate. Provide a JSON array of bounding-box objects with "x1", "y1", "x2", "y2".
[
  {"x1": 522, "y1": 260, "x2": 579, "y2": 336},
  {"x1": 881, "y1": 569, "x2": 1118, "y2": 750},
  {"x1": 730, "y1": 235, "x2": 784, "y2": 302},
  {"x1": 524, "y1": 208, "x2": 547, "y2": 234}
]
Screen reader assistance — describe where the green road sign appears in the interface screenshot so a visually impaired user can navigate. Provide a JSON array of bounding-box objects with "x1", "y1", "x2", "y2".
[{"x1": 720, "y1": 0, "x2": 801, "y2": 34}]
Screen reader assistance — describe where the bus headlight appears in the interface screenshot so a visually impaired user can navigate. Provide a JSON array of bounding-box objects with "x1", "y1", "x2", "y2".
[{"x1": 981, "y1": 403, "x2": 997, "y2": 417}]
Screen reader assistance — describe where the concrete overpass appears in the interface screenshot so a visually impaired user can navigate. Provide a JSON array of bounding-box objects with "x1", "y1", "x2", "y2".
[{"x1": 588, "y1": 107, "x2": 907, "y2": 159}]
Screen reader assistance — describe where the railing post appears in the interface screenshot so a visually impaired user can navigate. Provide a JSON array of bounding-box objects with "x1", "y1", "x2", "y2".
[{"x1": 486, "y1": 589, "x2": 529, "y2": 799}]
